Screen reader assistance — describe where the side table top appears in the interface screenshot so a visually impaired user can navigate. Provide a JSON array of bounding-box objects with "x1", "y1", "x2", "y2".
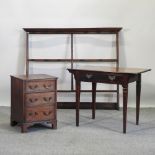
[{"x1": 68, "y1": 66, "x2": 151, "y2": 74}]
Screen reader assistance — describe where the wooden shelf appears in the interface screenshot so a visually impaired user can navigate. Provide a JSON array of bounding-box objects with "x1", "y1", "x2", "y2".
[
  {"x1": 57, "y1": 90, "x2": 117, "y2": 93},
  {"x1": 28, "y1": 59, "x2": 118, "y2": 62},
  {"x1": 24, "y1": 27, "x2": 122, "y2": 34},
  {"x1": 24, "y1": 27, "x2": 122, "y2": 109}
]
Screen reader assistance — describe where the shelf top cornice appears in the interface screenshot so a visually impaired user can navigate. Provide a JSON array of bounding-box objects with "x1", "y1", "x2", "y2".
[{"x1": 23, "y1": 27, "x2": 122, "y2": 34}]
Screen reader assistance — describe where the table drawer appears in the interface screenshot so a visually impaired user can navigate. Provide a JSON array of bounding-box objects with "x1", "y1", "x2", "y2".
[
  {"x1": 26, "y1": 106, "x2": 55, "y2": 122},
  {"x1": 26, "y1": 80, "x2": 55, "y2": 93},
  {"x1": 25, "y1": 92, "x2": 55, "y2": 107},
  {"x1": 79, "y1": 72, "x2": 123, "y2": 84}
]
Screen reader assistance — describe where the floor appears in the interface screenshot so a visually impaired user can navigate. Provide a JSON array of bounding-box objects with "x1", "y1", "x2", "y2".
[{"x1": 0, "y1": 107, "x2": 155, "y2": 155}]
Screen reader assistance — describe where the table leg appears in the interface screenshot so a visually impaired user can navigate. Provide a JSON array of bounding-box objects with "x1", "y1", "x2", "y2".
[
  {"x1": 123, "y1": 85, "x2": 128, "y2": 133},
  {"x1": 76, "y1": 80, "x2": 81, "y2": 126},
  {"x1": 136, "y1": 74, "x2": 141, "y2": 125},
  {"x1": 116, "y1": 84, "x2": 120, "y2": 110},
  {"x1": 92, "y1": 82, "x2": 96, "y2": 119}
]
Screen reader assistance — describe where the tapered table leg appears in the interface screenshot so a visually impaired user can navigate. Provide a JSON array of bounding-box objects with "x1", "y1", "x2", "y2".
[
  {"x1": 92, "y1": 82, "x2": 96, "y2": 119},
  {"x1": 123, "y1": 85, "x2": 128, "y2": 133},
  {"x1": 76, "y1": 80, "x2": 81, "y2": 126},
  {"x1": 136, "y1": 74, "x2": 141, "y2": 125},
  {"x1": 116, "y1": 84, "x2": 120, "y2": 110}
]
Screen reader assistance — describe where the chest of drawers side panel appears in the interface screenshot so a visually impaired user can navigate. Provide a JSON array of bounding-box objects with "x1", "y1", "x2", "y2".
[
  {"x1": 11, "y1": 77, "x2": 24, "y2": 123},
  {"x1": 54, "y1": 80, "x2": 57, "y2": 121}
]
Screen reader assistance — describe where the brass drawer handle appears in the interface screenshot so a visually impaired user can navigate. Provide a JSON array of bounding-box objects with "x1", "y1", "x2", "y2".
[
  {"x1": 28, "y1": 112, "x2": 38, "y2": 116},
  {"x1": 28, "y1": 98, "x2": 38, "y2": 103},
  {"x1": 86, "y1": 74, "x2": 93, "y2": 79},
  {"x1": 28, "y1": 112, "x2": 33, "y2": 116},
  {"x1": 43, "y1": 84, "x2": 52, "y2": 89},
  {"x1": 28, "y1": 85, "x2": 38, "y2": 90},
  {"x1": 43, "y1": 97, "x2": 52, "y2": 102},
  {"x1": 43, "y1": 111, "x2": 52, "y2": 116},
  {"x1": 35, "y1": 112, "x2": 38, "y2": 115},
  {"x1": 108, "y1": 75, "x2": 116, "y2": 81}
]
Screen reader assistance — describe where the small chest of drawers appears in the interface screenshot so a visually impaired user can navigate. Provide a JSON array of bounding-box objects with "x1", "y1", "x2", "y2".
[{"x1": 10, "y1": 74, "x2": 57, "y2": 133}]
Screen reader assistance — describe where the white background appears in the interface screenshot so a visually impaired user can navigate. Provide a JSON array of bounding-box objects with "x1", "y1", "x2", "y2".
[{"x1": 0, "y1": 0, "x2": 154, "y2": 107}]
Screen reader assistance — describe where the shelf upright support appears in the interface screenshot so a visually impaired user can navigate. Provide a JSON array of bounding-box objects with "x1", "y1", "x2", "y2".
[
  {"x1": 26, "y1": 32, "x2": 29, "y2": 76},
  {"x1": 116, "y1": 32, "x2": 120, "y2": 110},
  {"x1": 71, "y1": 33, "x2": 74, "y2": 91},
  {"x1": 116, "y1": 32, "x2": 119, "y2": 68}
]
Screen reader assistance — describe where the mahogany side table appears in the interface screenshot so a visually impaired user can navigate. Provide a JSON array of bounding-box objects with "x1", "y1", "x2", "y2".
[{"x1": 68, "y1": 66, "x2": 151, "y2": 133}]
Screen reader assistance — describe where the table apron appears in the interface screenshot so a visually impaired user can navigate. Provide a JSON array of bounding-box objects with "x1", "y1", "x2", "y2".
[{"x1": 76, "y1": 72, "x2": 138, "y2": 85}]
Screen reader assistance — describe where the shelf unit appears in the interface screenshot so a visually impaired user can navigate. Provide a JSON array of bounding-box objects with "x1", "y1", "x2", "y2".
[{"x1": 23, "y1": 27, "x2": 122, "y2": 109}]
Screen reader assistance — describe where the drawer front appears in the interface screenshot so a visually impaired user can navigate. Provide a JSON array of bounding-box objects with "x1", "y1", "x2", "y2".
[
  {"x1": 26, "y1": 80, "x2": 55, "y2": 93},
  {"x1": 79, "y1": 72, "x2": 123, "y2": 84},
  {"x1": 26, "y1": 106, "x2": 55, "y2": 122},
  {"x1": 25, "y1": 92, "x2": 56, "y2": 107}
]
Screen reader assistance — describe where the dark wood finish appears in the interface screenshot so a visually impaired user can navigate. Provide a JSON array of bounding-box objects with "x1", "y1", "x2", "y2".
[
  {"x1": 57, "y1": 89, "x2": 117, "y2": 93},
  {"x1": 26, "y1": 32, "x2": 29, "y2": 76},
  {"x1": 92, "y1": 82, "x2": 96, "y2": 119},
  {"x1": 23, "y1": 27, "x2": 122, "y2": 34},
  {"x1": 28, "y1": 59, "x2": 118, "y2": 62},
  {"x1": 11, "y1": 74, "x2": 57, "y2": 133},
  {"x1": 57, "y1": 102, "x2": 118, "y2": 109},
  {"x1": 116, "y1": 33, "x2": 120, "y2": 110},
  {"x1": 71, "y1": 33, "x2": 74, "y2": 91},
  {"x1": 75, "y1": 80, "x2": 81, "y2": 126},
  {"x1": 136, "y1": 74, "x2": 141, "y2": 125},
  {"x1": 68, "y1": 66, "x2": 151, "y2": 133},
  {"x1": 122, "y1": 85, "x2": 128, "y2": 133},
  {"x1": 23, "y1": 27, "x2": 122, "y2": 109}
]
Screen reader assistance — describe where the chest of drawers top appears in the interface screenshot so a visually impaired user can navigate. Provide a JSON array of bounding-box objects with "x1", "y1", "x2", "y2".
[
  {"x1": 11, "y1": 74, "x2": 57, "y2": 81},
  {"x1": 11, "y1": 74, "x2": 57, "y2": 93}
]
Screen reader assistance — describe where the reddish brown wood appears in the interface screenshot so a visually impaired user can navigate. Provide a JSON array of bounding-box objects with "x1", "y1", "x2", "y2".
[
  {"x1": 68, "y1": 66, "x2": 150, "y2": 133},
  {"x1": 25, "y1": 92, "x2": 55, "y2": 106},
  {"x1": 10, "y1": 74, "x2": 57, "y2": 133},
  {"x1": 26, "y1": 106, "x2": 55, "y2": 122}
]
